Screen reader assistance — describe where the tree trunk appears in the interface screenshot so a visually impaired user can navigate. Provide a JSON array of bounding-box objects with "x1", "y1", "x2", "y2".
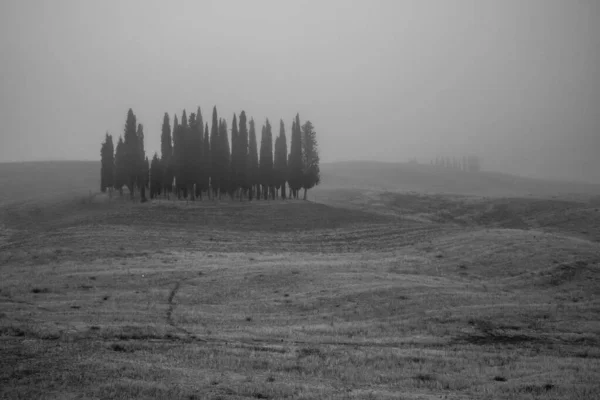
[
  {"x1": 303, "y1": 188, "x2": 307, "y2": 200},
  {"x1": 140, "y1": 185, "x2": 147, "y2": 203}
]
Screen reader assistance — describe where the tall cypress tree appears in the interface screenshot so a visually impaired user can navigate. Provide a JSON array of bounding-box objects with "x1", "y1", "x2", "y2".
[
  {"x1": 273, "y1": 120, "x2": 288, "y2": 199},
  {"x1": 247, "y1": 118, "x2": 259, "y2": 200},
  {"x1": 150, "y1": 152, "x2": 161, "y2": 199},
  {"x1": 300, "y1": 120, "x2": 320, "y2": 200},
  {"x1": 288, "y1": 114, "x2": 303, "y2": 199},
  {"x1": 194, "y1": 107, "x2": 204, "y2": 199},
  {"x1": 160, "y1": 113, "x2": 173, "y2": 197},
  {"x1": 100, "y1": 133, "x2": 114, "y2": 193},
  {"x1": 210, "y1": 106, "x2": 220, "y2": 197},
  {"x1": 136, "y1": 123, "x2": 148, "y2": 202},
  {"x1": 259, "y1": 119, "x2": 274, "y2": 200},
  {"x1": 143, "y1": 155, "x2": 150, "y2": 200},
  {"x1": 172, "y1": 113, "x2": 182, "y2": 197},
  {"x1": 114, "y1": 136, "x2": 127, "y2": 196},
  {"x1": 219, "y1": 119, "x2": 231, "y2": 198},
  {"x1": 230, "y1": 113, "x2": 239, "y2": 197},
  {"x1": 238, "y1": 111, "x2": 249, "y2": 198},
  {"x1": 123, "y1": 109, "x2": 138, "y2": 198},
  {"x1": 180, "y1": 110, "x2": 189, "y2": 197},
  {"x1": 274, "y1": 134, "x2": 281, "y2": 197},
  {"x1": 202, "y1": 123, "x2": 211, "y2": 198},
  {"x1": 185, "y1": 112, "x2": 196, "y2": 199}
]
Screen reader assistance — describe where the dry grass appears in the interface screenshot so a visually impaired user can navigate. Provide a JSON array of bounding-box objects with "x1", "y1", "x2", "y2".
[{"x1": 1, "y1": 189, "x2": 599, "y2": 399}]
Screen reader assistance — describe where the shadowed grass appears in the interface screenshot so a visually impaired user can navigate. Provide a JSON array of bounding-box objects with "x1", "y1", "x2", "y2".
[{"x1": 1, "y1": 191, "x2": 600, "y2": 399}]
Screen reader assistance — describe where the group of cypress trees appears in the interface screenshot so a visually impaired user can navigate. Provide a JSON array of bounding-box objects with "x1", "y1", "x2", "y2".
[
  {"x1": 431, "y1": 155, "x2": 481, "y2": 172},
  {"x1": 100, "y1": 107, "x2": 320, "y2": 202}
]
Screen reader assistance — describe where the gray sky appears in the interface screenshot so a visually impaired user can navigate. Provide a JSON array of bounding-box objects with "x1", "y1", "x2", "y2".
[{"x1": 1, "y1": 0, "x2": 598, "y2": 182}]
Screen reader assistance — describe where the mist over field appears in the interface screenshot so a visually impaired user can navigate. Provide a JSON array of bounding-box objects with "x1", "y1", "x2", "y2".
[
  {"x1": 2, "y1": 2, "x2": 600, "y2": 399},
  {"x1": 1, "y1": 0, "x2": 599, "y2": 183}
]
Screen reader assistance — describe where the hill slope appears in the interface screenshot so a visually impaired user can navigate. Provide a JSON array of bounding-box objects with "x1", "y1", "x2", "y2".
[
  {"x1": 319, "y1": 161, "x2": 600, "y2": 199},
  {"x1": 0, "y1": 161, "x2": 98, "y2": 205}
]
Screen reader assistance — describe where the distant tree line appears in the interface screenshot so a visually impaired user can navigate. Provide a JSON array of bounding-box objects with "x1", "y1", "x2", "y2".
[
  {"x1": 100, "y1": 107, "x2": 320, "y2": 202},
  {"x1": 431, "y1": 155, "x2": 481, "y2": 172}
]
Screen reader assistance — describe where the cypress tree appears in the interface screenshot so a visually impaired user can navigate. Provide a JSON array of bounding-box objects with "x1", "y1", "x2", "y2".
[
  {"x1": 274, "y1": 134, "x2": 281, "y2": 197},
  {"x1": 259, "y1": 120, "x2": 274, "y2": 200},
  {"x1": 100, "y1": 133, "x2": 114, "y2": 193},
  {"x1": 123, "y1": 109, "x2": 139, "y2": 198},
  {"x1": 136, "y1": 123, "x2": 148, "y2": 202},
  {"x1": 179, "y1": 110, "x2": 189, "y2": 198},
  {"x1": 247, "y1": 118, "x2": 259, "y2": 200},
  {"x1": 230, "y1": 113, "x2": 239, "y2": 197},
  {"x1": 210, "y1": 107, "x2": 220, "y2": 197},
  {"x1": 194, "y1": 107, "x2": 204, "y2": 199},
  {"x1": 202, "y1": 123, "x2": 211, "y2": 198},
  {"x1": 300, "y1": 120, "x2": 320, "y2": 200},
  {"x1": 172, "y1": 113, "x2": 181, "y2": 196},
  {"x1": 287, "y1": 114, "x2": 303, "y2": 199},
  {"x1": 238, "y1": 111, "x2": 249, "y2": 199},
  {"x1": 219, "y1": 119, "x2": 231, "y2": 198},
  {"x1": 150, "y1": 153, "x2": 161, "y2": 199},
  {"x1": 160, "y1": 113, "x2": 173, "y2": 197},
  {"x1": 142, "y1": 155, "x2": 149, "y2": 202},
  {"x1": 114, "y1": 136, "x2": 127, "y2": 196},
  {"x1": 273, "y1": 120, "x2": 288, "y2": 199},
  {"x1": 186, "y1": 112, "x2": 196, "y2": 200}
]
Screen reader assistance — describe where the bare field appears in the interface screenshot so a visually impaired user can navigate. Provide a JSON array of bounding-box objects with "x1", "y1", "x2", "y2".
[{"x1": 1, "y1": 189, "x2": 600, "y2": 399}]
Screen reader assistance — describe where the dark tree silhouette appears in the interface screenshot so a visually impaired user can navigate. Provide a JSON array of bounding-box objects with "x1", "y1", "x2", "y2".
[
  {"x1": 202, "y1": 123, "x2": 211, "y2": 198},
  {"x1": 100, "y1": 133, "x2": 114, "y2": 193},
  {"x1": 210, "y1": 107, "x2": 220, "y2": 198},
  {"x1": 259, "y1": 119, "x2": 274, "y2": 200},
  {"x1": 247, "y1": 118, "x2": 259, "y2": 200},
  {"x1": 108, "y1": 107, "x2": 320, "y2": 203},
  {"x1": 137, "y1": 123, "x2": 148, "y2": 202},
  {"x1": 114, "y1": 136, "x2": 127, "y2": 196},
  {"x1": 142, "y1": 155, "x2": 149, "y2": 202},
  {"x1": 273, "y1": 120, "x2": 288, "y2": 199},
  {"x1": 160, "y1": 113, "x2": 173, "y2": 197},
  {"x1": 218, "y1": 118, "x2": 231, "y2": 198},
  {"x1": 237, "y1": 111, "x2": 249, "y2": 199},
  {"x1": 150, "y1": 153, "x2": 161, "y2": 199},
  {"x1": 230, "y1": 113, "x2": 239, "y2": 197},
  {"x1": 178, "y1": 110, "x2": 190, "y2": 198},
  {"x1": 171, "y1": 113, "x2": 183, "y2": 197},
  {"x1": 287, "y1": 114, "x2": 303, "y2": 199},
  {"x1": 123, "y1": 109, "x2": 139, "y2": 198},
  {"x1": 184, "y1": 112, "x2": 197, "y2": 200},
  {"x1": 300, "y1": 120, "x2": 320, "y2": 200},
  {"x1": 192, "y1": 107, "x2": 204, "y2": 199}
]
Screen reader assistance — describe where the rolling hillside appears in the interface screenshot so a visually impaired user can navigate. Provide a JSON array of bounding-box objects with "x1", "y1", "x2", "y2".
[
  {"x1": 318, "y1": 161, "x2": 600, "y2": 199},
  {"x1": 1, "y1": 160, "x2": 599, "y2": 205}
]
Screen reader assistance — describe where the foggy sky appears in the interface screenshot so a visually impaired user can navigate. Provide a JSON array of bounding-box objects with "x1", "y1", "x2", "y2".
[{"x1": 1, "y1": 0, "x2": 598, "y2": 183}]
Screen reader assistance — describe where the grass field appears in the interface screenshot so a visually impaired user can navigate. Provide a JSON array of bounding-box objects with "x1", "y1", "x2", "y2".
[{"x1": 1, "y1": 162, "x2": 600, "y2": 399}]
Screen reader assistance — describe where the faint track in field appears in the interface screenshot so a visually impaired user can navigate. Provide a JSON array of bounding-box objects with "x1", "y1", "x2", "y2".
[{"x1": 165, "y1": 281, "x2": 191, "y2": 336}]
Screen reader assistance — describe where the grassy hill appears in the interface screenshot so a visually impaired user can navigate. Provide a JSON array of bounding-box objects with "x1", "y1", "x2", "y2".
[
  {"x1": 0, "y1": 161, "x2": 98, "y2": 205},
  {"x1": 319, "y1": 161, "x2": 600, "y2": 199},
  {"x1": 1, "y1": 162, "x2": 599, "y2": 399}
]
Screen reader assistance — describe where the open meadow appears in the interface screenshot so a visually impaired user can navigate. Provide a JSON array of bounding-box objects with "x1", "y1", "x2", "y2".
[{"x1": 1, "y1": 162, "x2": 600, "y2": 399}]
